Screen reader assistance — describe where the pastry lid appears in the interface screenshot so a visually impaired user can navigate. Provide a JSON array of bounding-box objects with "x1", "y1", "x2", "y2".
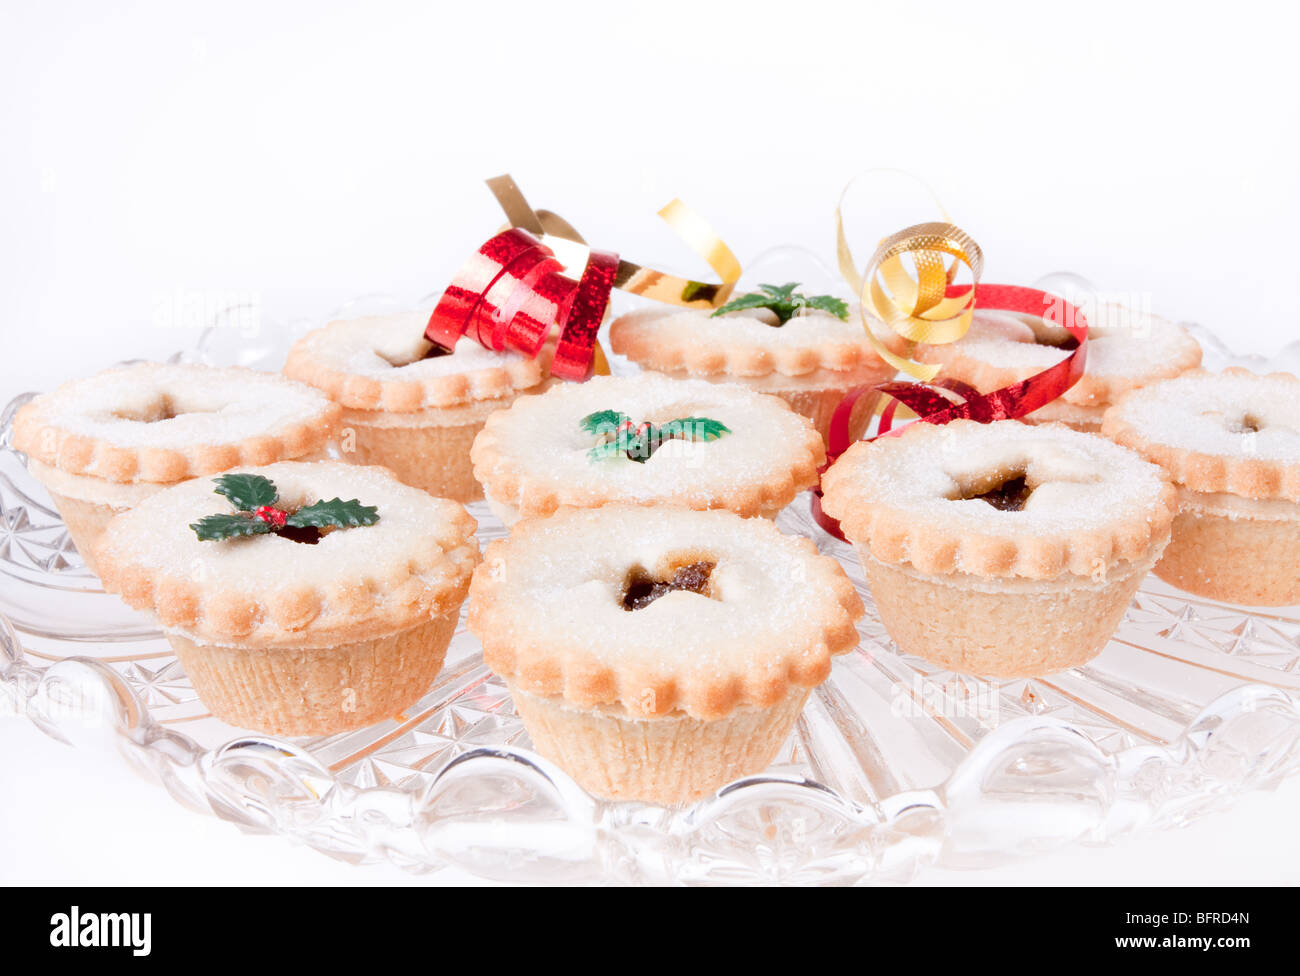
[
  {"x1": 467, "y1": 505, "x2": 864, "y2": 721},
  {"x1": 95, "y1": 461, "x2": 479, "y2": 646},
  {"x1": 470, "y1": 373, "x2": 825, "y2": 519},
  {"x1": 609, "y1": 305, "x2": 896, "y2": 379},
  {"x1": 917, "y1": 304, "x2": 1203, "y2": 406},
  {"x1": 821, "y1": 419, "x2": 1176, "y2": 579},
  {"x1": 283, "y1": 311, "x2": 546, "y2": 411},
  {"x1": 1102, "y1": 367, "x2": 1300, "y2": 501},
  {"x1": 12, "y1": 363, "x2": 342, "y2": 484}
]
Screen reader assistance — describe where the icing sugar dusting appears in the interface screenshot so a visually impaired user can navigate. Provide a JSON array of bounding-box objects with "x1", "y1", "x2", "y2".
[
  {"x1": 307, "y1": 312, "x2": 532, "y2": 378},
  {"x1": 38, "y1": 363, "x2": 334, "y2": 449},
  {"x1": 101, "y1": 461, "x2": 472, "y2": 591},
  {"x1": 942, "y1": 305, "x2": 1198, "y2": 378},
  {"x1": 853, "y1": 420, "x2": 1168, "y2": 536},
  {"x1": 622, "y1": 305, "x2": 871, "y2": 350},
  {"x1": 1112, "y1": 371, "x2": 1300, "y2": 462},
  {"x1": 487, "y1": 506, "x2": 845, "y2": 668},
  {"x1": 475, "y1": 374, "x2": 819, "y2": 504}
]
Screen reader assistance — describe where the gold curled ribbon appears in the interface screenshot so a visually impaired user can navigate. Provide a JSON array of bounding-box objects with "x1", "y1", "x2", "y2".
[
  {"x1": 861, "y1": 222, "x2": 984, "y2": 380},
  {"x1": 650, "y1": 198, "x2": 742, "y2": 305},
  {"x1": 486, "y1": 174, "x2": 741, "y2": 310},
  {"x1": 836, "y1": 175, "x2": 983, "y2": 380}
]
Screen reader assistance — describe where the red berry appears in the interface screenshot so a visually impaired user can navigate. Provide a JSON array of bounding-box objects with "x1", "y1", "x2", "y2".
[{"x1": 255, "y1": 505, "x2": 288, "y2": 528}]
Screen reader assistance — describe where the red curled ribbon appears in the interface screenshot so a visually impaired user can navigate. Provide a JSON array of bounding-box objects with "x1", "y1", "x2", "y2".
[
  {"x1": 427, "y1": 225, "x2": 619, "y2": 381},
  {"x1": 426, "y1": 175, "x2": 740, "y2": 382},
  {"x1": 811, "y1": 283, "x2": 1090, "y2": 539}
]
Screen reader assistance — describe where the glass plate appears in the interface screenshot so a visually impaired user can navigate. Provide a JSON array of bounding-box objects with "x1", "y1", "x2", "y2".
[{"x1": 4, "y1": 301, "x2": 1300, "y2": 884}]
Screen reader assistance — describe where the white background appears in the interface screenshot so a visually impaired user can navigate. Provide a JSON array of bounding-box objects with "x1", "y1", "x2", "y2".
[{"x1": 2, "y1": 1, "x2": 1298, "y2": 886}]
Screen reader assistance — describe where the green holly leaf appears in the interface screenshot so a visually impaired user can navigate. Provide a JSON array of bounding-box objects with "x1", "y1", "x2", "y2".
[
  {"x1": 759, "y1": 283, "x2": 800, "y2": 301},
  {"x1": 213, "y1": 473, "x2": 279, "y2": 512},
  {"x1": 587, "y1": 441, "x2": 625, "y2": 462},
  {"x1": 712, "y1": 282, "x2": 847, "y2": 326},
  {"x1": 660, "y1": 417, "x2": 731, "y2": 442},
  {"x1": 801, "y1": 294, "x2": 850, "y2": 320},
  {"x1": 579, "y1": 409, "x2": 632, "y2": 435},
  {"x1": 285, "y1": 498, "x2": 380, "y2": 530},
  {"x1": 586, "y1": 414, "x2": 732, "y2": 463},
  {"x1": 711, "y1": 290, "x2": 784, "y2": 317},
  {"x1": 190, "y1": 513, "x2": 272, "y2": 542}
]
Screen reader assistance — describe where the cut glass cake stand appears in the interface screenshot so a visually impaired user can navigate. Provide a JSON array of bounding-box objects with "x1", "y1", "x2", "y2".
[{"x1": 2, "y1": 300, "x2": 1299, "y2": 884}]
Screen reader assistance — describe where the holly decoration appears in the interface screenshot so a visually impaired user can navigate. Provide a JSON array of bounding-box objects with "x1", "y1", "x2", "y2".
[
  {"x1": 190, "y1": 473, "x2": 379, "y2": 542},
  {"x1": 712, "y1": 282, "x2": 849, "y2": 325},
  {"x1": 580, "y1": 409, "x2": 731, "y2": 463}
]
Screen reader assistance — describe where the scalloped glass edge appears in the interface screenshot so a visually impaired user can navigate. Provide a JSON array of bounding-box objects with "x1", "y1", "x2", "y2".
[
  {"x1": 6, "y1": 607, "x2": 1300, "y2": 884},
  {"x1": 2, "y1": 277, "x2": 1299, "y2": 884}
]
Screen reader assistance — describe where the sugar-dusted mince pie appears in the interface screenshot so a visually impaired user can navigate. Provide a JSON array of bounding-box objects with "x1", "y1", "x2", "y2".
[
  {"x1": 470, "y1": 373, "x2": 825, "y2": 525},
  {"x1": 820, "y1": 420, "x2": 1175, "y2": 677},
  {"x1": 917, "y1": 303, "x2": 1203, "y2": 431},
  {"x1": 468, "y1": 505, "x2": 864, "y2": 804},
  {"x1": 283, "y1": 311, "x2": 549, "y2": 502},
  {"x1": 95, "y1": 461, "x2": 479, "y2": 735},
  {"x1": 13, "y1": 363, "x2": 341, "y2": 575},
  {"x1": 609, "y1": 303, "x2": 899, "y2": 444},
  {"x1": 1102, "y1": 368, "x2": 1300, "y2": 606}
]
